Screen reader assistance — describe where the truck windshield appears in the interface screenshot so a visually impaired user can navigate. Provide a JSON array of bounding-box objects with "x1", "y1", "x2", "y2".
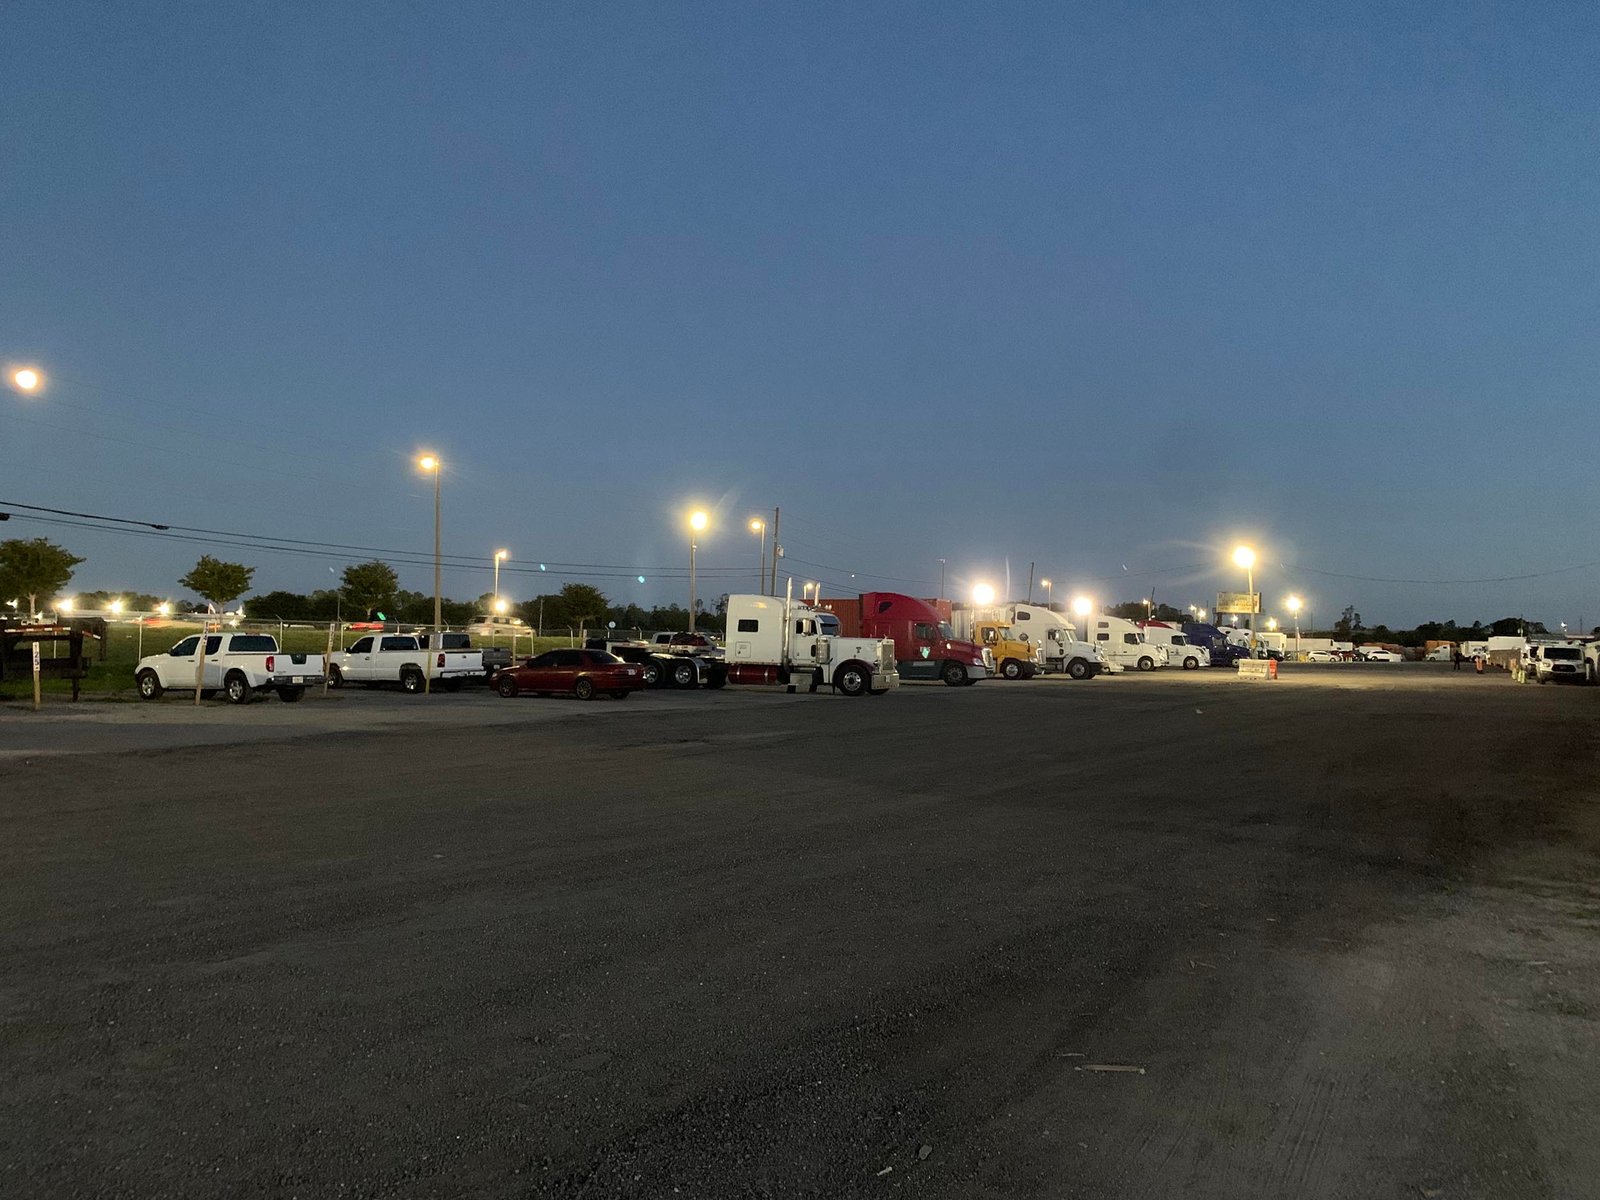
[
  {"x1": 229, "y1": 635, "x2": 276, "y2": 653},
  {"x1": 1545, "y1": 647, "x2": 1581, "y2": 660},
  {"x1": 939, "y1": 622, "x2": 957, "y2": 640},
  {"x1": 1170, "y1": 635, "x2": 1188, "y2": 646}
]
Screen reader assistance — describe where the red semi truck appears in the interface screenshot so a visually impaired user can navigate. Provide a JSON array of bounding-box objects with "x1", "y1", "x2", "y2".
[{"x1": 817, "y1": 592, "x2": 990, "y2": 686}]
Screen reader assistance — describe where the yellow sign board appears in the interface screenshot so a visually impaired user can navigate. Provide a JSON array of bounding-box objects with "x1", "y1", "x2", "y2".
[{"x1": 1216, "y1": 591, "x2": 1260, "y2": 614}]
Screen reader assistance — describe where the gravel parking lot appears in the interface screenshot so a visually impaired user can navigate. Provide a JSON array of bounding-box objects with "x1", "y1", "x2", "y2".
[{"x1": 4, "y1": 663, "x2": 1597, "y2": 1198}]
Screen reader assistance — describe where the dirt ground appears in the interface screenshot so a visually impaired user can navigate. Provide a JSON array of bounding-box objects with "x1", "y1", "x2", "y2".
[{"x1": 2, "y1": 665, "x2": 1596, "y2": 1198}]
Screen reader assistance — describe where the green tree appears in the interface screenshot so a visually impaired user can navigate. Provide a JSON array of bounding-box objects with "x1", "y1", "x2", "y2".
[
  {"x1": 558, "y1": 582, "x2": 608, "y2": 631},
  {"x1": 1334, "y1": 605, "x2": 1361, "y2": 635},
  {"x1": 180, "y1": 556, "x2": 255, "y2": 609},
  {"x1": 341, "y1": 560, "x2": 399, "y2": 619},
  {"x1": 0, "y1": 537, "x2": 85, "y2": 617}
]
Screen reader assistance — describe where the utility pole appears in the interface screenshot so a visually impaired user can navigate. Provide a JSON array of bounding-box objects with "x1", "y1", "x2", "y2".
[
  {"x1": 768, "y1": 506, "x2": 781, "y2": 595},
  {"x1": 1026, "y1": 562, "x2": 1034, "y2": 604}
]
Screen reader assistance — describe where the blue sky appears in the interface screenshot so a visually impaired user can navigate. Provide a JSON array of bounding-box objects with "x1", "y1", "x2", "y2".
[{"x1": 4, "y1": 2, "x2": 1597, "y2": 626}]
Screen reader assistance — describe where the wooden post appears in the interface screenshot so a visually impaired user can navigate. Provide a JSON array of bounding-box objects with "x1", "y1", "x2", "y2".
[
  {"x1": 323, "y1": 621, "x2": 335, "y2": 694},
  {"x1": 31, "y1": 641, "x2": 41, "y2": 711},
  {"x1": 193, "y1": 618, "x2": 210, "y2": 705}
]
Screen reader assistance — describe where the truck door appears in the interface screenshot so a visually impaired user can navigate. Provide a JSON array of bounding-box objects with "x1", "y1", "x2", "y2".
[
  {"x1": 163, "y1": 635, "x2": 202, "y2": 688},
  {"x1": 199, "y1": 635, "x2": 226, "y2": 688},
  {"x1": 345, "y1": 636, "x2": 375, "y2": 680}
]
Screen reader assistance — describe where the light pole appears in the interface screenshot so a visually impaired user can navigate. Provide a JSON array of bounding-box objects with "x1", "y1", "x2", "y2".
[
  {"x1": 1232, "y1": 545, "x2": 1257, "y2": 647},
  {"x1": 418, "y1": 455, "x2": 443, "y2": 693},
  {"x1": 493, "y1": 548, "x2": 508, "y2": 609},
  {"x1": 1286, "y1": 594, "x2": 1303, "y2": 658},
  {"x1": 1041, "y1": 578, "x2": 1052, "y2": 609},
  {"x1": 749, "y1": 519, "x2": 766, "y2": 594},
  {"x1": 937, "y1": 559, "x2": 947, "y2": 601},
  {"x1": 688, "y1": 510, "x2": 708, "y2": 632}
]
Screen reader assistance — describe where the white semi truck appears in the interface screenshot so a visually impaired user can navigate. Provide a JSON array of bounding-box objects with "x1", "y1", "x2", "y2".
[
  {"x1": 1088, "y1": 615, "x2": 1171, "y2": 672},
  {"x1": 723, "y1": 594, "x2": 898, "y2": 696},
  {"x1": 1004, "y1": 604, "x2": 1107, "y2": 679}
]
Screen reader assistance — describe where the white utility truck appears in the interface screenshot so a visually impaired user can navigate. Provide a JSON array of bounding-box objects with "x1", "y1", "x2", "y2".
[
  {"x1": 135, "y1": 632, "x2": 326, "y2": 703},
  {"x1": 1519, "y1": 641, "x2": 1585, "y2": 684},
  {"x1": 723, "y1": 593, "x2": 898, "y2": 696},
  {"x1": 329, "y1": 633, "x2": 482, "y2": 693},
  {"x1": 1089, "y1": 615, "x2": 1171, "y2": 672},
  {"x1": 1005, "y1": 604, "x2": 1107, "y2": 679}
]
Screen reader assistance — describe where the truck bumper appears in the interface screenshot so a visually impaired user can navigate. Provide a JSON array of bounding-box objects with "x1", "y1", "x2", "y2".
[
  {"x1": 871, "y1": 669, "x2": 900, "y2": 692},
  {"x1": 271, "y1": 673, "x2": 326, "y2": 686}
]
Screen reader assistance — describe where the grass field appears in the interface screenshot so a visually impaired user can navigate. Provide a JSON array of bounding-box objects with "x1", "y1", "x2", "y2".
[{"x1": 3, "y1": 622, "x2": 581, "y2": 699}]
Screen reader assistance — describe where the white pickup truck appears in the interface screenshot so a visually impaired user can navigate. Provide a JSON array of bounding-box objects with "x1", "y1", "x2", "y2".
[
  {"x1": 329, "y1": 633, "x2": 481, "y2": 693},
  {"x1": 135, "y1": 632, "x2": 326, "y2": 703}
]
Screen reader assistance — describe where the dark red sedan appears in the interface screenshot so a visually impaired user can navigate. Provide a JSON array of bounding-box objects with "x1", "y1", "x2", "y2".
[{"x1": 492, "y1": 648, "x2": 645, "y2": 701}]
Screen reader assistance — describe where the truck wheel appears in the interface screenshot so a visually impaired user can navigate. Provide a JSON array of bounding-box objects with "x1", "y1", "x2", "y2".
[
  {"x1": 1137, "y1": 656, "x2": 1155, "y2": 672},
  {"x1": 574, "y1": 677, "x2": 596, "y2": 701},
  {"x1": 327, "y1": 664, "x2": 345, "y2": 689},
  {"x1": 941, "y1": 661, "x2": 968, "y2": 687},
  {"x1": 224, "y1": 672, "x2": 251, "y2": 704},
  {"x1": 136, "y1": 670, "x2": 163, "y2": 700},
  {"x1": 1066, "y1": 658, "x2": 1090, "y2": 680},
  {"x1": 496, "y1": 675, "x2": 519, "y2": 698},
  {"x1": 278, "y1": 686, "x2": 305, "y2": 703},
  {"x1": 1183, "y1": 656, "x2": 1199, "y2": 670},
  {"x1": 835, "y1": 663, "x2": 870, "y2": 696},
  {"x1": 669, "y1": 660, "x2": 696, "y2": 688},
  {"x1": 642, "y1": 662, "x2": 662, "y2": 687},
  {"x1": 1000, "y1": 659, "x2": 1022, "y2": 680},
  {"x1": 400, "y1": 668, "x2": 425, "y2": 694}
]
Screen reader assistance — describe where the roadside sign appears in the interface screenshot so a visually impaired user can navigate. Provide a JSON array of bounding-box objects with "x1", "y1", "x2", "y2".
[{"x1": 1216, "y1": 591, "x2": 1260, "y2": 614}]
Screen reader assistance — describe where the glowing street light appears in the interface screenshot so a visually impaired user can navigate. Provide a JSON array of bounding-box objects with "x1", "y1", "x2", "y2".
[
  {"x1": 749, "y1": 518, "x2": 767, "y2": 595},
  {"x1": 972, "y1": 582, "x2": 996, "y2": 607},
  {"x1": 57, "y1": 596, "x2": 74, "y2": 615},
  {"x1": 108, "y1": 598, "x2": 124, "y2": 617},
  {"x1": 157, "y1": 602, "x2": 172, "y2": 617},
  {"x1": 1286, "y1": 594, "x2": 1303, "y2": 657},
  {"x1": 1071, "y1": 595, "x2": 1094, "y2": 637},
  {"x1": 687, "y1": 510, "x2": 709, "y2": 632},
  {"x1": 494, "y1": 597, "x2": 509, "y2": 615},
  {"x1": 1231, "y1": 544, "x2": 1258, "y2": 644},
  {"x1": 493, "y1": 548, "x2": 509, "y2": 608},
  {"x1": 417, "y1": 454, "x2": 443, "y2": 692},
  {"x1": 1040, "y1": 578, "x2": 1053, "y2": 607},
  {"x1": 9, "y1": 367, "x2": 43, "y2": 393}
]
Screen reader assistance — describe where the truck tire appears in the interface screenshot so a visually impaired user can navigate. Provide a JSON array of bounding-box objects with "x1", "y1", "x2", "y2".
[
  {"x1": 835, "y1": 662, "x2": 870, "y2": 696},
  {"x1": 1000, "y1": 659, "x2": 1023, "y2": 680},
  {"x1": 136, "y1": 670, "x2": 163, "y2": 700},
  {"x1": 1137, "y1": 656, "x2": 1155, "y2": 672},
  {"x1": 278, "y1": 686, "x2": 305, "y2": 702},
  {"x1": 224, "y1": 671, "x2": 251, "y2": 704},
  {"x1": 941, "y1": 661, "x2": 968, "y2": 687},
  {"x1": 1183, "y1": 656, "x2": 1199, "y2": 670},
  {"x1": 574, "y1": 677, "x2": 596, "y2": 701},
  {"x1": 400, "y1": 667, "x2": 425, "y2": 694},
  {"x1": 1066, "y1": 658, "x2": 1090, "y2": 680},
  {"x1": 496, "y1": 675, "x2": 519, "y2": 698},
  {"x1": 327, "y1": 664, "x2": 345, "y2": 689},
  {"x1": 642, "y1": 661, "x2": 662, "y2": 687},
  {"x1": 669, "y1": 660, "x2": 696, "y2": 688}
]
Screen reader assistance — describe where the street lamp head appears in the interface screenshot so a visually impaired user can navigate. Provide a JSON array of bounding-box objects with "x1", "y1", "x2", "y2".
[
  {"x1": 1232, "y1": 545, "x2": 1256, "y2": 570},
  {"x1": 108, "y1": 599, "x2": 124, "y2": 615},
  {"x1": 1267, "y1": 618, "x2": 1278, "y2": 631},
  {"x1": 1071, "y1": 595, "x2": 1093, "y2": 618},
  {"x1": 495, "y1": 549, "x2": 508, "y2": 561},
  {"x1": 1197, "y1": 608, "x2": 1207, "y2": 620},
  {"x1": 10, "y1": 367, "x2": 42, "y2": 393},
  {"x1": 494, "y1": 598, "x2": 509, "y2": 614},
  {"x1": 1286, "y1": 594, "x2": 1302, "y2": 614},
  {"x1": 689, "y1": 510, "x2": 708, "y2": 532},
  {"x1": 57, "y1": 596, "x2": 74, "y2": 613},
  {"x1": 157, "y1": 602, "x2": 172, "y2": 617},
  {"x1": 417, "y1": 454, "x2": 439, "y2": 472},
  {"x1": 972, "y1": 583, "x2": 996, "y2": 606},
  {"x1": 749, "y1": 518, "x2": 764, "y2": 532}
]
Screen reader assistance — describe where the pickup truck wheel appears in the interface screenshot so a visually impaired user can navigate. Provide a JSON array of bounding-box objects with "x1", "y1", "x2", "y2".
[
  {"x1": 669, "y1": 660, "x2": 696, "y2": 688},
  {"x1": 400, "y1": 668, "x2": 425, "y2": 694},
  {"x1": 224, "y1": 672, "x2": 251, "y2": 704},
  {"x1": 1000, "y1": 659, "x2": 1022, "y2": 680},
  {"x1": 642, "y1": 662, "x2": 662, "y2": 687},
  {"x1": 574, "y1": 677, "x2": 596, "y2": 701},
  {"x1": 1137, "y1": 656, "x2": 1155, "y2": 672},
  {"x1": 278, "y1": 686, "x2": 305, "y2": 703},
  {"x1": 941, "y1": 661, "x2": 968, "y2": 687},
  {"x1": 327, "y1": 664, "x2": 345, "y2": 689},
  {"x1": 835, "y1": 663, "x2": 870, "y2": 696},
  {"x1": 136, "y1": 670, "x2": 163, "y2": 700},
  {"x1": 1066, "y1": 658, "x2": 1090, "y2": 680},
  {"x1": 496, "y1": 675, "x2": 519, "y2": 698}
]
